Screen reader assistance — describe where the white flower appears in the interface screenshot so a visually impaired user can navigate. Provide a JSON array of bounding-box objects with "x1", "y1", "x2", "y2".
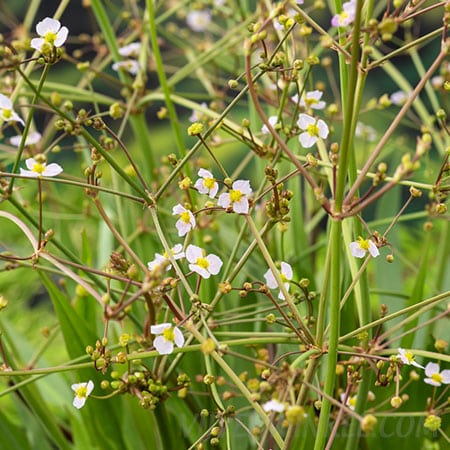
[
  {"x1": 431, "y1": 75, "x2": 444, "y2": 90},
  {"x1": 424, "y1": 362, "x2": 450, "y2": 387},
  {"x1": 264, "y1": 262, "x2": 293, "y2": 300},
  {"x1": 148, "y1": 244, "x2": 185, "y2": 272},
  {"x1": 340, "y1": 393, "x2": 357, "y2": 410},
  {"x1": 172, "y1": 204, "x2": 196, "y2": 236},
  {"x1": 112, "y1": 60, "x2": 140, "y2": 75},
  {"x1": 194, "y1": 168, "x2": 219, "y2": 198},
  {"x1": 349, "y1": 237, "x2": 379, "y2": 258},
  {"x1": 355, "y1": 122, "x2": 377, "y2": 142},
  {"x1": 186, "y1": 244, "x2": 223, "y2": 279},
  {"x1": 10, "y1": 131, "x2": 42, "y2": 147},
  {"x1": 331, "y1": 0, "x2": 357, "y2": 27},
  {"x1": 390, "y1": 90, "x2": 408, "y2": 106},
  {"x1": 118, "y1": 42, "x2": 141, "y2": 58},
  {"x1": 186, "y1": 10, "x2": 212, "y2": 32},
  {"x1": 30, "y1": 17, "x2": 69, "y2": 51},
  {"x1": 298, "y1": 90, "x2": 326, "y2": 110},
  {"x1": 263, "y1": 399, "x2": 285, "y2": 413},
  {"x1": 297, "y1": 113, "x2": 329, "y2": 148},
  {"x1": 189, "y1": 102, "x2": 208, "y2": 122},
  {"x1": 0, "y1": 94, "x2": 25, "y2": 126},
  {"x1": 20, "y1": 157, "x2": 63, "y2": 178},
  {"x1": 261, "y1": 116, "x2": 278, "y2": 135},
  {"x1": 150, "y1": 323, "x2": 185, "y2": 355},
  {"x1": 396, "y1": 348, "x2": 424, "y2": 369},
  {"x1": 217, "y1": 180, "x2": 252, "y2": 214},
  {"x1": 71, "y1": 380, "x2": 94, "y2": 409}
]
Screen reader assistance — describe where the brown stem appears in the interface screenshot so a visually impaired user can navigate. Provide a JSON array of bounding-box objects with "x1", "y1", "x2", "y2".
[
  {"x1": 344, "y1": 49, "x2": 448, "y2": 206},
  {"x1": 244, "y1": 47, "x2": 332, "y2": 216}
]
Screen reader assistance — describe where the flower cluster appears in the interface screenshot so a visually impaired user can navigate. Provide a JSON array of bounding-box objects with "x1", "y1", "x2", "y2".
[
  {"x1": 147, "y1": 244, "x2": 223, "y2": 281},
  {"x1": 396, "y1": 348, "x2": 450, "y2": 387},
  {"x1": 262, "y1": 90, "x2": 329, "y2": 148},
  {"x1": 112, "y1": 41, "x2": 141, "y2": 75},
  {"x1": 172, "y1": 169, "x2": 253, "y2": 239}
]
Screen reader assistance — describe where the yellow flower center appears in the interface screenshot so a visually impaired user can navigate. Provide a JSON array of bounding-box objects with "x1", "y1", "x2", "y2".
[
  {"x1": 306, "y1": 123, "x2": 319, "y2": 137},
  {"x1": 358, "y1": 238, "x2": 370, "y2": 250},
  {"x1": 75, "y1": 385, "x2": 88, "y2": 398},
  {"x1": 2, "y1": 109, "x2": 12, "y2": 119},
  {"x1": 32, "y1": 162, "x2": 46, "y2": 174},
  {"x1": 404, "y1": 352, "x2": 414, "y2": 363},
  {"x1": 195, "y1": 257, "x2": 210, "y2": 269},
  {"x1": 431, "y1": 373, "x2": 443, "y2": 384},
  {"x1": 180, "y1": 211, "x2": 191, "y2": 223},
  {"x1": 162, "y1": 327, "x2": 175, "y2": 342},
  {"x1": 339, "y1": 12, "x2": 349, "y2": 23},
  {"x1": 306, "y1": 98, "x2": 318, "y2": 106},
  {"x1": 204, "y1": 177, "x2": 215, "y2": 189},
  {"x1": 229, "y1": 189, "x2": 243, "y2": 203},
  {"x1": 281, "y1": 273, "x2": 288, "y2": 282},
  {"x1": 348, "y1": 396, "x2": 357, "y2": 408},
  {"x1": 44, "y1": 31, "x2": 58, "y2": 44}
]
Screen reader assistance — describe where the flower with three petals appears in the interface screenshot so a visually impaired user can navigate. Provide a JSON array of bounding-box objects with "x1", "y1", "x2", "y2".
[
  {"x1": 30, "y1": 17, "x2": 69, "y2": 52},
  {"x1": 264, "y1": 262, "x2": 293, "y2": 300},
  {"x1": 396, "y1": 348, "x2": 424, "y2": 369},
  {"x1": 173, "y1": 204, "x2": 196, "y2": 236},
  {"x1": 423, "y1": 362, "x2": 450, "y2": 387},
  {"x1": 20, "y1": 157, "x2": 63, "y2": 178},
  {"x1": 186, "y1": 244, "x2": 223, "y2": 279},
  {"x1": 0, "y1": 94, "x2": 25, "y2": 126},
  {"x1": 147, "y1": 244, "x2": 185, "y2": 272},
  {"x1": 217, "y1": 180, "x2": 252, "y2": 214},
  {"x1": 150, "y1": 323, "x2": 185, "y2": 355},
  {"x1": 71, "y1": 380, "x2": 94, "y2": 409},
  {"x1": 194, "y1": 168, "x2": 219, "y2": 198},
  {"x1": 349, "y1": 237, "x2": 379, "y2": 258},
  {"x1": 297, "y1": 113, "x2": 329, "y2": 148}
]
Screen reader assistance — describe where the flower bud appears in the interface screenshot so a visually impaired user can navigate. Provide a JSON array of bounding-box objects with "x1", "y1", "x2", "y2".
[
  {"x1": 424, "y1": 414, "x2": 441, "y2": 432},
  {"x1": 390, "y1": 396, "x2": 402, "y2": 409},
  {"x1": 361, "y1": 414, "x2": 377, "y2": 433}
]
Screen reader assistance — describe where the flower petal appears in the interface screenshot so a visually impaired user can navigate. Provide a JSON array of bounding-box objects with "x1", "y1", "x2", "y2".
[
  {"x1": 153, "y1": 335, "x2": 174, "y2": 355},
  {"x1": 173, "y1": 327, "x2": 185, "y2": 348},
  {"x1": 151, "y1": 323, "x2": 172, "y2": 334},
  {"x1": 217, "y1": 192, "x2": 230, "y2": 208},
  {"x1": 186, "y1": 245, "x2": 203, "y2": 263},
  {"x1": 36, "y1": 18, "x2": 61, "y2": 36},
  {"x1": 297, "y1": 113, "x2": 315, "y2": 129}
]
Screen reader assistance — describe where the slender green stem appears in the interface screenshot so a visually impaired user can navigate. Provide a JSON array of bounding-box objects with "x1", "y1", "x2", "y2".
[
  {"x1": 245, "y1": 215, "x2": 315, "y2": 345},
  {"x1": 146, "y1": 0, "x2": 185, "y2": 157},
  {"x1": 313, "y1": 220, "x2": 342, "y2": 450}
]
